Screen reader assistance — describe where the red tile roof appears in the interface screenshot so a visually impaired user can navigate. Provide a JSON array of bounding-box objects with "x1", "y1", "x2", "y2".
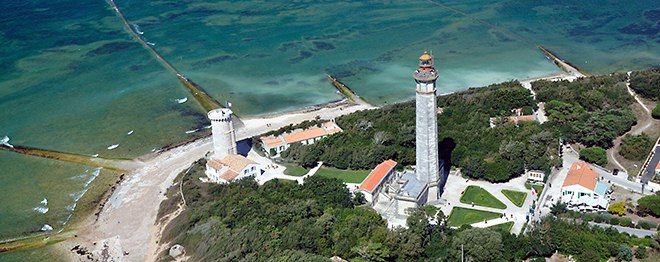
[
  {"x1": 562, "y1": 161, "x2": 598, "y2": 190},
  {"x1": 359, "y1": 160, "x2": 397, "y2": 193}
]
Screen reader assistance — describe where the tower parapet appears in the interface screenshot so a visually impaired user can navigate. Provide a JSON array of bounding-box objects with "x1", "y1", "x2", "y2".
[
  {"x1": 208, "y1": 108, "x2": 237, "y2": 159},
  {"x1": 413, "y1": 51, "x2": 438, "y2": 93}
]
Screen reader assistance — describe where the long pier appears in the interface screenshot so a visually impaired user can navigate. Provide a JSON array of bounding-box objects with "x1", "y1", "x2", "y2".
[
  {"x1": 106, "y1": 0, "x2": 222, "y2": 112},
  {"x1": 538, "y1": 46, "x2": 588, "y2": 77},
  {"x1": 0, "y1": 145, "x2": 142, "y2": 171},
  {"x1": 326, "y1": 75, "x2": 371, "y2": 106}
]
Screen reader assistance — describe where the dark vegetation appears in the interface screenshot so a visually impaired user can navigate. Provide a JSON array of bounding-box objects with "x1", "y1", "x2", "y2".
[
  {"x1": 629, "y1": 69, "x2": 659, "y2": 101},
  {"x1": 579, "y1": 147, "x2": 608, "y2": 166},
  {"x1": 637, "y1": 194, "x2": 660, "y2": 217},
  {"x1": 281, "y1": 81, "x2": 559, "y2": 182},
  {"x1": 158, "y1": 161, "x2": 658, "y2": 261},
  {"x1": 619, "y1": 133, "x2": 654, "y2": 161},
  {"x1": 533, "y1": 75, "x2": 636, "y2": 148}
]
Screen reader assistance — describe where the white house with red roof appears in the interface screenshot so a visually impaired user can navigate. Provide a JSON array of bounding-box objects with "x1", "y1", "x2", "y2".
[
  {"x1": 206, "y1": 154, "x2": 261, "y2": 184},
  {"x1": 260, "y1": 121, "x2": 342, "y2": 156},
  {"x1": 357, "y1": 160, "x2": 398, "y2": 204},
  {"x1": 560, "y1": 161, "x2": 611, "y2": 211}
]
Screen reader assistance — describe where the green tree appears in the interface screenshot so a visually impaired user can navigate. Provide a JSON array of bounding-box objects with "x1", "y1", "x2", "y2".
[
  {"x1": 637, "y1": 194, "x2": 660, "y2": 217},
  {"x1": 353, "y1": 242, "x2": 391, "y2": 262},
  {"x1": 653, "y1": 104, "x2": 660, "y2": 119},
  {"x1": 579, "y1": 147, "x2": 608, "y2": 166},
  {"x1": 617, "y1": 244, "x2": 633, "y2": 261},
  {"x1": 635, "y1": 246, "x2": 647, "y2": 259},
  {"x1": 619, "y1": 133, "x2": 653, "y2": 161},
  {"x1": 451, "y1": 228, "x2": 503, "y2": 262},
  {"x1": 550, "y1": 201, "x2": 568, "y2": 215}
]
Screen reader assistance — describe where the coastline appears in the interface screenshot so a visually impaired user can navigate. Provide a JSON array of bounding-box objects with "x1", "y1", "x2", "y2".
[{"x1": 50, "y1": 101, "x2": 374, "y2": 261}]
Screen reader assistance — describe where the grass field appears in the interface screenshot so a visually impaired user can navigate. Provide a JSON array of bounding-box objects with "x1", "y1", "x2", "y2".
[
  {"x1": 501, "y1": 189, "x2": 527, "y2": 207},
  {"x1": 525, "y1": 182, "x2": 544, "y2": 200},
  {"x1": 460, "y1": 185, "x2": 507, "y2": 209},
  {"x1": 315, "y1": 167, "x2": 369, "y2": 183},
  {"x1": 447, "y1": 207, "x2": 502, "y2": 227},
  {"x1": 488, "y1": 221, "x2": 514, "y2": 233},
  {"x1": 282, "y1": 163, "x2": 309, "y2": 176}
]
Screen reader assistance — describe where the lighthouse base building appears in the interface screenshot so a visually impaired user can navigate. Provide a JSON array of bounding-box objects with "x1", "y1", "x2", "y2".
[
  {"x1": 358, "y1": 52, "x2": 450, "y2": 227},
  {"x1": 204, "y1": 108, "x2": 263, "y2": 184}
]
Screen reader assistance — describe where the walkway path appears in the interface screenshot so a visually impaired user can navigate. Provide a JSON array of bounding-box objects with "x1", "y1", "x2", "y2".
[
  {"x1": 606, "y1": 72, "x2": 657, "y2": 178},
  {"x1": 440, "y1": 173, "x2": 533, "y2": 234},
  {"x1": 588, "y1": 222, "x2": 657, "y2": 238}
]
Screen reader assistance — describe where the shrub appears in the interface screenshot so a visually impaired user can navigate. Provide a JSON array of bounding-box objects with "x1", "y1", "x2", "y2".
[
  {"x1": 609, "y1": 216, "x2": 621, "y2": 225},
  {"x1": 619, "y1": 133, "x2": 653, "y2": 161},
  {"x1": 653, "y1": 104, "x2": 660, "y2": 119},
  {"x1": 637, "y1": 220, "x2": 656, "y2": 230},
  {"x1": 579, "y1": 147, "x2": 608, "y2": 166},
  {"x1": 637, "y1": 195, "x2": 660, "y2": 217},
  {"x1": 635, "y1": 246, "x2": 647, "y2": 259},
  {"x1": 608, "y1": 201, "x2": 626, "y2": 216},
  {"x1": 629, "y1": 68, "x2": 660, "y2": 100},
  {"x1": 617, "y1": 245, "x2": 633, "y2": 261},
  {"x1": 618, "y1": 217, "x2": 633, "y2": 227}
]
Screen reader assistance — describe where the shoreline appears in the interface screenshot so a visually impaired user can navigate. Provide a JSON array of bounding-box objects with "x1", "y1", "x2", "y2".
[{"x1": 0, "y1": 69, "x2": 577, "y2": 259}]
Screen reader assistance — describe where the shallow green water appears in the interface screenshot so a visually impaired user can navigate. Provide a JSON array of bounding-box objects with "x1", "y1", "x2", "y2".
[{"x1": 0, "y1": 0, "x2": 658, "y2": 252}]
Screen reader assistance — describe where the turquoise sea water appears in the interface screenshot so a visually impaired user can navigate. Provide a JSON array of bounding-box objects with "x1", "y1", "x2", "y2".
[{"x1": 0, "y1": 0, "x2": 658, "y2": 255}]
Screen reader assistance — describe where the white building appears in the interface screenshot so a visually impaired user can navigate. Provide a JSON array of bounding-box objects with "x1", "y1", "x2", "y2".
[
  {"x1": 357, "y1": 160, "x2": 398, "y2": 204},
  {"x1": 205, "y1": 108, "x2": 263, "y2": 184},
  {"x1": 260, "y1": 121, "x2": 342, "y2": 156},
  {"x1": 525, "y1": 170, "x2": 545, "y2": 182},
  {"x1": 205, "y1": 154, "x2": 261, "y2": 184},
  {"x1": 560, "y1": 162, "x2": 611, "y2": 211}
]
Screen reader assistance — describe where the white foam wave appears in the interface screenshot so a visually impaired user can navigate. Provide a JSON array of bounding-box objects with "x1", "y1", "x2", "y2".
[{"x1": 34, "y1": 206, "x2": 49, "y2": 214}]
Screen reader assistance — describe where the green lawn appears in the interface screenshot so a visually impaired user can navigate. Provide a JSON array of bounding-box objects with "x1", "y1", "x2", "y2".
[
  {"x1": 488, "y1": 221, "x2": 514, "y2": 233},
  {"x1": 315, "y1": 167, "x2": 370, "y2": 184},
  {"x1": 525, "y1": 182, "x2": 545, "y2": 200},
  {"x1": 460, "y1": 185, "x2": 507, "y2": 209},
  {"x1": 282, "y1": 163, "x2": 309, "y2": 176},
  {"x1": 501, "y1": 189, "x2": 527, "y2": 207},
  {"x1": 447, "y1": 207, "x2": 502, "y2": 227}
]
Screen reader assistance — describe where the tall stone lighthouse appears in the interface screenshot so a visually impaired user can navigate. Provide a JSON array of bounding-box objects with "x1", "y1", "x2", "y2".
[
  {"x1": 413, "y1": 51, "x2": 441, "y2": 202},
  {"x1": 208, "y1": 108, "x2": 237, "y2": 159}
]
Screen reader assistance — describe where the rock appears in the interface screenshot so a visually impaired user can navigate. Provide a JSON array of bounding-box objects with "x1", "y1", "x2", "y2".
[
  {"x1": 169, "y1": 244, "x2": 185, "y2": 258},
  {"x1": 40, "y1": 224, "x2": 53, "y2": 231}
]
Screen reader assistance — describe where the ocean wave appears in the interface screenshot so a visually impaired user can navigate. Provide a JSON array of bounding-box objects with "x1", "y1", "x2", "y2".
[
  {"x1": 132, "y1": 23, "x2": 144, "y2": 35},
  {"x1": 34, "y1": 206, "x2": 49, "y2": 214}
]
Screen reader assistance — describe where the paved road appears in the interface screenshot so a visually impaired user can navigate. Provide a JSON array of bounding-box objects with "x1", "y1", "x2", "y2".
[{"x1": 588, "y1": 222, "x2": 657, "y2": 238}]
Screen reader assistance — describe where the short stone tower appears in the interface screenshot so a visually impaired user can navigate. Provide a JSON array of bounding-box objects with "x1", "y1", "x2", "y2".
[
  {"x1": 413, "y1": 51, "x2": 441, "y2": 202},
  {"x1": 208, "y1": 108, "x2": 237, "y2": 159}
]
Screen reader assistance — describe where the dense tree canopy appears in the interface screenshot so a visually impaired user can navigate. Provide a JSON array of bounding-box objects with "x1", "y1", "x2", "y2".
[
  {"x1": 629, "y1": 68, "x2": 659, "y2": 101},
  {"x1": 579, "y1": 147, "x2": 608, "y2": 166},
  {"x1": 619, "y1": 133, "x2": 654, "y2": 161},
  {"x1": 534, "y1": 75, "x2": 637, "y2": 148},
  {"x1": 159, "y1": 161, "x2": 656, "y2": 261},
  {"x1": 280, "y1": 81, "x2": 559, "y2": 182}
]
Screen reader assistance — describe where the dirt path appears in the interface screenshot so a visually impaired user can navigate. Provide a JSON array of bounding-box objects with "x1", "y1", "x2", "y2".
[{"x1": 606, "y1": 74, "x2": 658, "y2": 176}]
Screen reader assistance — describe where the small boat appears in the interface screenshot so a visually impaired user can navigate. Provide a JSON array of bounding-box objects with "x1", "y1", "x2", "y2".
[
  {"x1": 147, "y1": 42, "x2": 156, "y2": 46},
  {"x1": 127, "y1": 130, "x2": 134, "y2": 135},
  {"x1": 107, "y1": 144, "x2": 119, "y2": 150},
  {"x1": 91, "y1": 154, "x2": 99, "y2": 157},
  {"x1": 203, "y1": 125, "x2": 211, "y2": 129},
  {"x1": 185, "y1": 129, "x2": 198, "y2": 134},
  {"x1": 176, "y1": 97, "x2": 188, "y2": 104},
  {"x1": 40, "y1": 198, "x2": 48, "y2": 205}
]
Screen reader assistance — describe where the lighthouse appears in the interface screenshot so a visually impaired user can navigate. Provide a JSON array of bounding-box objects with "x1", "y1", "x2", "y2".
[
  {"x1": 208, "y1": 108, "x2": 237, "y2": 160},
  {"x1": 413, "y1": 51, "x2": 441, "y2": 202}
]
